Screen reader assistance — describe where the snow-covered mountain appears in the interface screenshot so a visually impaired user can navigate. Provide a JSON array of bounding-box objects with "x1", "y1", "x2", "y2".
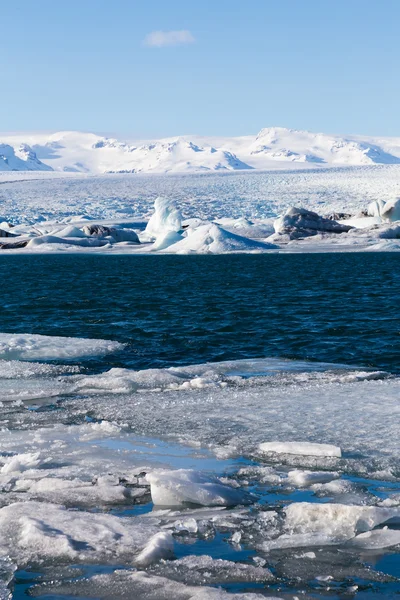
[
  {"x1": 2, "y1": 127, "x2": 400, "y2": 173},
  {"x1": 0, "y1": 143, "x2": 52, "y2": 172}
]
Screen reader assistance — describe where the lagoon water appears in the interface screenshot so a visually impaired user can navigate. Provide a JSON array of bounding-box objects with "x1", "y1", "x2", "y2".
[
  {"x1": 1, "y1": 253, "x2": 400, "y2": 371},
  {"x1": 1, "y1": 253, "x2": 399, "y2": 599}
]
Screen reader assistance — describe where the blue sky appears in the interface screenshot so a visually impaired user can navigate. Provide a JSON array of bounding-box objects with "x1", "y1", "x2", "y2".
[{"x1": 2, "y1": 0, "x2": 399, "y2": 137}]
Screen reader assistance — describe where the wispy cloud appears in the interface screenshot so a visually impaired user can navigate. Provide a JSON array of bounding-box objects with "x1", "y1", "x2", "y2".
[{"x1": 143, "y1": 30, "x2": 195, "y2": 48}]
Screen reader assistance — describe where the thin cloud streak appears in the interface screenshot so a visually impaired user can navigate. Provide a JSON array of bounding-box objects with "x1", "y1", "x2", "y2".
[{"x1": 143, "y1": 30, "x2": 195, "y2": 48}]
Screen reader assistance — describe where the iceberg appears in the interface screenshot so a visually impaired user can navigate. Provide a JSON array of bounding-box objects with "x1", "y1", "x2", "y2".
[
  {"x1": 144, "y1": 197, "x2": 182, "y2": 240},
  {"x1": 273, "y1": 207, "x2": 353, "y2": 239},
  {"x1": 160, "y1": 222, "x2": 277, "y2": 254}
]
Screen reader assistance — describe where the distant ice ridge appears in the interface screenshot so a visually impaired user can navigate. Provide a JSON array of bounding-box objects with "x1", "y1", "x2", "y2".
[{"x1": 3, "y1": 126, "x2": 400, "y2": 173}]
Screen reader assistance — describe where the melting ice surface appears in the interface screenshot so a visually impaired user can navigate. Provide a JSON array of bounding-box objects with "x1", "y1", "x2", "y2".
[{"x1": 1, "y1": 255, "x2": 399, "y2": 599}]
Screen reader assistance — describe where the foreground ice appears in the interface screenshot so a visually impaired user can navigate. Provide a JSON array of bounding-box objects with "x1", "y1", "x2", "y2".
[
  {"x1": 1, "y1": 349, "x2": 399, "y2": 597},
  {"x1": 0, "y1": 333, "x2": 124, "y2": 361}
]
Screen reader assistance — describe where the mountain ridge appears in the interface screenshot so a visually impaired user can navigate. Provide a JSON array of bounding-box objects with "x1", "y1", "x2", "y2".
[{"x1": 2, "y1": 127, "x2": 400, "y2": 174}]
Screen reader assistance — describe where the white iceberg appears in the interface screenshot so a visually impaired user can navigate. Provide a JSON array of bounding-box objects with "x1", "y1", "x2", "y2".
[
  {"x1": 144, "y1": 197, "x2": 182, "y2": 240},
  {"x1": 159, "y1": 222, "x2": 277, "y2": 254},
  {"x1": 368, "y1": 197, "x2": 400, "y2": 222}
]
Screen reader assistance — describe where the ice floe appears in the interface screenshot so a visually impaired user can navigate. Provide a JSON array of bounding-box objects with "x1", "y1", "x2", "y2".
[
  {"x1": 260, "y1": 502, "x2": 400, "y2": 550},
  {"x1": 0, "y1": 501, "x2": 159, "y2": 565},
  {"x1": 259, "y1": 441, "x2": 342, "y2": 458},
  {"x1": 147, "y1": 469, "x2": 254, "y2": 507},
  {"x1": 0, "y1": 333, "x2": 124, "y2": 361}
]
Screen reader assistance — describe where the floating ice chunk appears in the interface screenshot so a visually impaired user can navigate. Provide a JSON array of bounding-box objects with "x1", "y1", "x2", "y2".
[
  {"x1": 348, "y1": 526, "x2": 400, "y2": 549},
  {"x1": 260, "y1": 503, "x2": 400, "y2": 551},
  {"x1": 144, "y1": 197, "x2": 182, "y2": 240},
  {"x1": 368, "y1": 198, "x2": 400, "y2": 222},
  {"x1": 0, "y1": 501, "x2": 158, "y2": 564},
  {"x1": 367, "y1": 199, "x2": 386, "y2": 218},
  {"x1": 134, "y1": 532, "x2": 174, "y2": 567},
  {"x1": 259, "y1": 441, "x2": 342, "y2": 458},
  {"x1": 283, "y1": 502, "x2": 400, "y2": 542},
  {"x1": 287, "y1": 470, "x2": 340, "y2": 487},
  {"x1": 0, "y1": 333, "x2": 124, "y2": 361},
  {"x1": 273, "y1": 207, "x2": 352, "y2": 239},
  {"x1": 380, "y1": 197, "x2": 400, "y2": 222},
  {"x1": 0, "y1": 452, "x2": 42, "y2": 475},
  {"x1": 161, "y1": 222, "x2": 277, "y2": 254},
  {"x1": 22, "y1": 475, "x2": 145, "y2": 507},
  {"x1": 172, "y1": 517, "x2": 198, "y2": 533},
  {"x1": 147, "y1": 469, "x2": 254, "y2": 507}
]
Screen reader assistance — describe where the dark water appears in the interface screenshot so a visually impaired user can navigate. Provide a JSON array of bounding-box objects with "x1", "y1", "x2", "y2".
[{"x1": 1, "y1": 252, "x2": 399, "y2": 372}]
